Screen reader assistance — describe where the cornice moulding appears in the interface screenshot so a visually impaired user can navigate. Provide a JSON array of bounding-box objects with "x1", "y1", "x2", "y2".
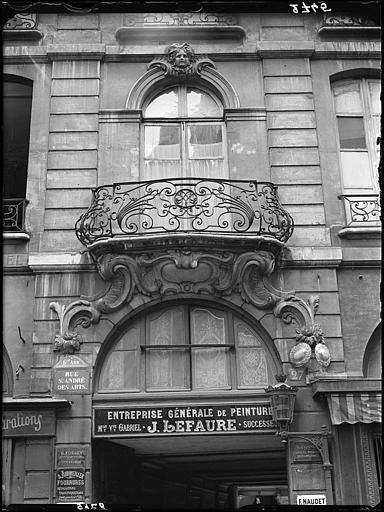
[
  {"x1": 281, "y1": 247, "x2": 342, "y2": 268},
  {"x1": 46, "y1": 43, "x2": 106, "y2": 60},
  {"x1": 115, "y1": 25, "x2": 247, "y2": 44},
  {"x1": 2, "y1": 29, "x2": 43, "y2": 41},
  {"x1": 257, "y1": 41, "x2": 315, "y2": 58},
  {"x1": 313, "y1": 41, "x2": 381, "y2": 59},
  {"x1": 99, "y1": 109, "x2": 142, "y2": 123},
  {"x1": 224, "y1": 108, "x2": 267, "y2": 122}
]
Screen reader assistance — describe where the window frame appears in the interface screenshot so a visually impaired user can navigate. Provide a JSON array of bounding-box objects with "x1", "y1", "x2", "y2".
[
  {"x1": 141, "y1": 85, "x2": 228, "y2": 180},
  {"x1": 333, "y1": 77, "x2": 380, "y2": 192},
  {"x1": 96, "y1": 304, "x2": 276, "y2": 395}
]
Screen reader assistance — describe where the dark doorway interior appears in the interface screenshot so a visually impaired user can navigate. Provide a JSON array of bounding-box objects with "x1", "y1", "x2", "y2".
[{"x1": 92, "y1": 438, "x2": 287, "y2": 509}]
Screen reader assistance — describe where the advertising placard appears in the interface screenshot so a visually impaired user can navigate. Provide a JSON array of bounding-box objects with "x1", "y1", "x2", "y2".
[
  {"x1": 56, "y1": 446, "x2": 87, "y2": 469},
  {"x1": 56, "y1": 469, "x2": 86, "y2": 503},
  {"x1": 94, "y1": 403, "x2": 276, "y2": 437}
]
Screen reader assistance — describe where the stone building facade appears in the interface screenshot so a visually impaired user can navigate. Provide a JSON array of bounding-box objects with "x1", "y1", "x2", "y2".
[{"x1": 2, "y1": 3, "x2": 381, "y2": 508}]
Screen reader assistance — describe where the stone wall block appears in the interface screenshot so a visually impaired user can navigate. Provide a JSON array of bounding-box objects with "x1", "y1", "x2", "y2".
[
  {"x1": 51, "y1": 79, "x2": 99, "y2": 97},
  {"x1": 49, "y1": 132, "x2": 98, "y2": 151},
  {"x1": 52, "y1": 60, "x2": 100, "y2": 79},
  {"x1": 47, "y1": 150, "x2": 97, "y2": 169},
  {"x1": 55, "y1": 418, "x2": 92, "y2": 444},
  {"x1": 47, "y1": 169, "x2": 97, "y2": 189},
  {"x1": 264, "y1": 76, "x2": 312, "y2": 94},
  {"x1": 266, "y1": 93, "x2": 314, "y2": 111},
  {"x1": 50, "y1": 114, "x2": 99, "y2": 132}
]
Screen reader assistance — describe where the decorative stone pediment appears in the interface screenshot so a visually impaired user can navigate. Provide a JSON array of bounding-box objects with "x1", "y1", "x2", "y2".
[{"x1": 49, "y1": 249, "x2": 331, "y2": 376}]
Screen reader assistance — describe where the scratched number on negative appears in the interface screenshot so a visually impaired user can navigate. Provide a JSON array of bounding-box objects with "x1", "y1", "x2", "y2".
[{"x1": 290, "y1": 2, "x2": 332, "y2": 13}]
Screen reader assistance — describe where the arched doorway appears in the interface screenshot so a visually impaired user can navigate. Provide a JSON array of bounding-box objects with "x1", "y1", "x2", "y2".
[{"x1": 92, "y1": 299, "x2": 288, "y2": 508}]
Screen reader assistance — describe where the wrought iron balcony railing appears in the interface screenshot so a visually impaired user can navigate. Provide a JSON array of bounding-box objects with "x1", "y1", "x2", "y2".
[
  {"x1": 339, "y1": 194, "x2": 381, "y2": 227},
  {"x1": 75, "y1": 178, "x2": 294, "y2": 249},
  {"x1": 2, "y1": 198, "x2": 28, "y2": 232}
]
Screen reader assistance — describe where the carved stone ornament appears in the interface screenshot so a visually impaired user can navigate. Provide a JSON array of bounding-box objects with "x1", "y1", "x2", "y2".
[
  {"x1": 124, "y1": 13, "x2": 237, "y2": 26},
  {"x1": 49, "y1": 250, "x2": 330, "y2": 371},
  {"x1": 50, "y1": 302, "x2": 90, "y2": 355},
  {"x1": 150, "y1": 42, "x2": 214, "y2": 77},
  {"x1": 288, "y1": 296, "x2": 331, "y2": 369},
  {"x1": 323, "y1": 13, "x2": 377, "y2": 27}
]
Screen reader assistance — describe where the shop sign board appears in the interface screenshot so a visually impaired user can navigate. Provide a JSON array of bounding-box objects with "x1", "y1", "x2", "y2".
[
  {"x1": 93, "y1": 403, "x2": 276, "y2": 437},
  {"x1": 2, "y1": 409, "x2": 55, "y2": 437},
  {"x1": 296, "y1": 494, "x2": 326, "y2": 505},
  {"x1": 53, "y1": 355, "x2": 90, "y2": 395},
  {"x1": 56, "y1": 446, "x2": 87, "y2": 469},
  {"x1": 56, "y1": 469, "x2": 86, "y2": 503},
  {"x1": 291, "y1": 440, "x2": 322, "y2": 463}
]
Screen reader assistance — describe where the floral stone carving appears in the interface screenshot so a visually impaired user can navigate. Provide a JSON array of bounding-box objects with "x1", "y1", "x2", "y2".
[{"x1": 48, "y1": 249, "x2": 331, "y2": 375}]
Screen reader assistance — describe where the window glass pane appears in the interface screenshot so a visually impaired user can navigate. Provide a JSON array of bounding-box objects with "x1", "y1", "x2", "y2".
[
  {"x1": 99, "y1": 351, "x2": 138, "y2": 390},
  {"x1": 145, "y1": 126, "x2": 180, "y2": 160},
  {"x1": 188, "y1": 125, "x2": 223, "y2": 159},
  {"x1": 238, "y1": 348, "x2": 268, "y2": 387},
  {"x1": 3, "y1": 81, "x2": 32, "y2": 198},
  {"x1": 145, "y1": 89, "x2": 179, "y2": 117},
  {"x1": 368, "y1": 81, "x2": 381, "y2": 115},
  {"x1": 191, "y1": 308, "x2": 226, "y2": 344},
  {"x1": 149, "y1": 308, "x2": 186, "y2": 345},
  {"x1": 192, "y1": 348, "x2": 230, "y2": 389},
  {"x1": 147, "y1": 350, "x2": 189, "y2": 390},
  {"x1": 337, "y1": 117, "x2": 366, "y2": 149},
  {"x1": 340, "y1": 152, "x2": 372, "y2": 188},
  {"x1": 191, "y1": 308, "x2": 229, "y2": 389},
  {"x1": 114, "y1": 326, "x2": 140, "y2": 350},
  {"x1": 187, "y1": 88, "x2": 221, "y2": 117},
  {"x1": 333, "y1": 82, "x2": 362, "y2": 113},
  {"x1": 235, "y1": 320, "x2": 262, "y2": 347}
]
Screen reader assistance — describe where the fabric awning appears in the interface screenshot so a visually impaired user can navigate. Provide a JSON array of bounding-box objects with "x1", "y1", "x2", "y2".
[{"x1": 327, "y1": 393, "x2": 382, "y2": 425}]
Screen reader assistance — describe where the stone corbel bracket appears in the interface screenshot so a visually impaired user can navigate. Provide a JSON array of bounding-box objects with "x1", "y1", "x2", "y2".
[{"x1": 49, "y1": 250, "x2": 330, "y2": 366}]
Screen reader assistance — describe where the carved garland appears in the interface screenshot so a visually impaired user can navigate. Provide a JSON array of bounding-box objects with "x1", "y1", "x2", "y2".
[{"x1": 50, "y1": 250, "x2": 331, "y2": 370}]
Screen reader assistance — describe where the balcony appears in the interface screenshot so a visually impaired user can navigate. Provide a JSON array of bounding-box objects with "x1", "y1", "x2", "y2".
[{"x1": 75, "y1": 178, "x2": 293, "y2": 255}]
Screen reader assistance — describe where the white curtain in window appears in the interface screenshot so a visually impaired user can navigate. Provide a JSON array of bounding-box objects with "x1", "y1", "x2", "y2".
[{"x1": 191, "y1": 308, "x2": 229, "y2": 389}]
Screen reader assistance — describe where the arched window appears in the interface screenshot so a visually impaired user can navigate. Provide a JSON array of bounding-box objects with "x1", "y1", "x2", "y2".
[
  {"x1": 142, "y1": 85, "x2": 227, "y2": 180},
  {"x1": 3, "y1": 74, "x2": 33, "y2": 231},
  {"x1": 332, "y1": 77, "x2": 380, "y2": 192},
  {"x1": 96, "y1": 305, "x2": 278, "y2": 393}
]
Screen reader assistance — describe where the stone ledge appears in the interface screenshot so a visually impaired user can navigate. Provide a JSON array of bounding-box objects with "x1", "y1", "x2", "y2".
[
  {"x1": 257, "y1": 41, "x2": 315, "y2": 58},
  {"x1": 281, "y1": 247, "x2": 342, "y2": 268},
  {"x1": 3, "y1": 232, "x2": 30, "y2": 242},
  {"x1": 46, "y1": 44, "x2": 106, "y2": 60},
  {"x1": 338, "y1": 227, "x2": 381, "y2": 239}
]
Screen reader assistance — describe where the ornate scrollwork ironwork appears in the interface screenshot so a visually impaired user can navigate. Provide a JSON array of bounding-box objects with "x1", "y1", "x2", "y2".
[
  {"x1": 340, "y1": 194, "x2": 381, "y2": 227},
  {"x1": 3, "y1": 13, "x2": 37, "y2": 30},
  {"x1": 75, "y1": 178, "x2": 294, "y2": 247},
  {"x1": 3, "y1": 199, "x2": 28, "y2": 232}
]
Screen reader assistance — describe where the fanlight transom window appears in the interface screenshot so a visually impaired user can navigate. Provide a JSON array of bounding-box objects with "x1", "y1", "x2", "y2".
[
  {"x1": 97, "y1": 306, "x2": 276, "y2": 393},
  {"x1": 142, "y1": 86, "x2": 227, "y2": 179}
]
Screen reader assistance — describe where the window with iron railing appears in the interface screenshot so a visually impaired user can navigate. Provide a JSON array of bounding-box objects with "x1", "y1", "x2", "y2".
[
  {"x1": 332, "y1": 77, "x2": 381, "y2": 231},
  {"x1": 3, "y1": 75, "x2": 32, "y2": 233}
]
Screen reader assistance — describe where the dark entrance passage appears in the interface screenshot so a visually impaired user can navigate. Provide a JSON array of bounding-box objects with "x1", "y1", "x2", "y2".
[{"x1": 92, "y1": 435, "x2": 287, "y2": 509}]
